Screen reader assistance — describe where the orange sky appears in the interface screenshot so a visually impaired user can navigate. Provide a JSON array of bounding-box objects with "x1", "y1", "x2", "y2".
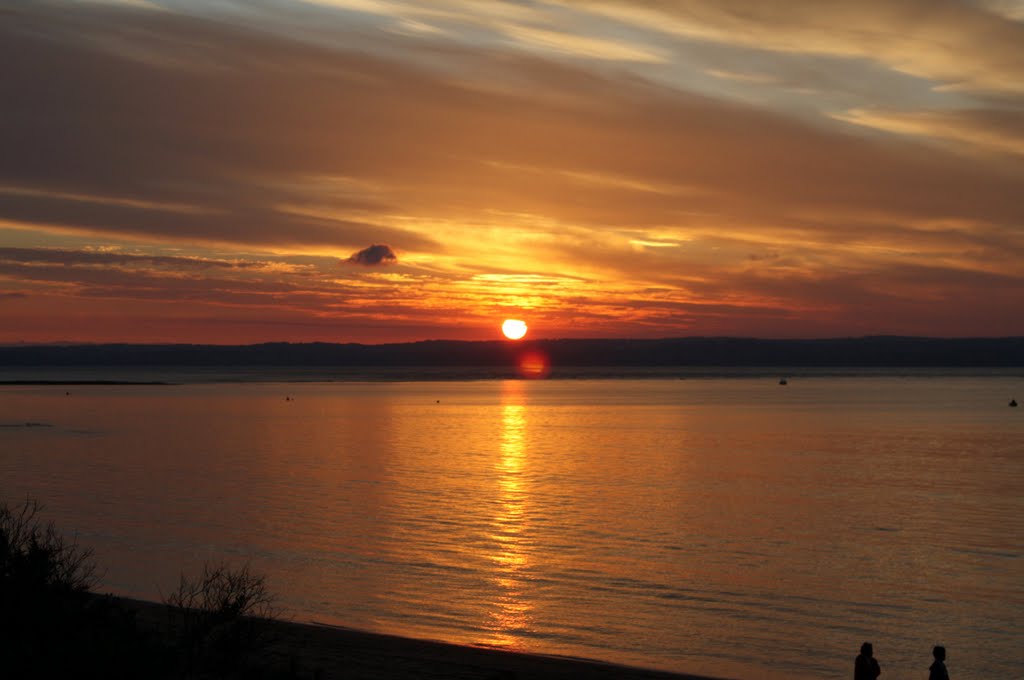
[{"x1": 1, "y1": 1, "x2": 1023, "y2": 343}]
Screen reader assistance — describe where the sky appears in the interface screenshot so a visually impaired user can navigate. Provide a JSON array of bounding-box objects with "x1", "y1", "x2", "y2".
[{"x1": 2, "y1": 0, "x2": 1023, "y2": 344}]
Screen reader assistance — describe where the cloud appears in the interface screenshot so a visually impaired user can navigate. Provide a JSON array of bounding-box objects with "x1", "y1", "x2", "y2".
[
  {"x1": 0, "y1": 5, "x2": 440, "y2": 252},
  {"x1": 565, "y1": 0, "x2": 1024, "y2": 95},
  {"x1": 347, "y1": 244, "x2": 398, "y2": 266},
  {"x1": 499, "y1": 24, "x2": 667, "y2": 63},
  {"x1": 835, "y1": 107, "x2": 1024, "y2": 158},
  {"x1": 4, "y1": 2, "x2": 1022, "y2": 245},
  {"x1": 0, "y1": 247, "x2": 258, "y2": 269}
]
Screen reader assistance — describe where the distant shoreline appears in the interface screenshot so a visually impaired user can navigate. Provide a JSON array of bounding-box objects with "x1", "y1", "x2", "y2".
[
  {"x1": 0, "y1": 380, "x2": 171, "y2": 386},
  {"x1": 1, "y1": 366, "x2": 1022, "y2": 385},
  {"x1": 2, "y1": 367, "x2": 1023, "y2": 387},
  {"x1": 1, "y1": 337, "x2": 1022, "y2": 369}
]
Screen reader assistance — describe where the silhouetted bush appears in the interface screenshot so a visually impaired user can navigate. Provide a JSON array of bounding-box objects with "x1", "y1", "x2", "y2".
[
  {"x1": 0, "y1": 497, "x2": 162, "y2": 678},
  {"x1": 0, "y1": 497, "x2": 96, "y2": 592},
  {"x1": 164, "y1": 561, "x2": 278, "y2": 677}
]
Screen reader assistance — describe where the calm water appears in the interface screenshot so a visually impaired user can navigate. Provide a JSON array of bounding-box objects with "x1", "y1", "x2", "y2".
[{"x1": 1, "y1": 375, "x2": 1022, "y2": 679}]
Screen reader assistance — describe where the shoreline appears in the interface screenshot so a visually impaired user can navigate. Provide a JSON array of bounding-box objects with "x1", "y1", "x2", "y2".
[
  {"x1": 118, "y1": 596, "x2": 728, "y2": 680},
  {"x1": 0, "y1": 380, "x2": 172, "y2": 385}
]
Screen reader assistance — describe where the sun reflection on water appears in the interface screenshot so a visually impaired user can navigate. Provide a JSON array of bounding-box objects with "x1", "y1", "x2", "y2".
[{"x1": 483, "y1": 381, "x2": 533, "y2": 648}]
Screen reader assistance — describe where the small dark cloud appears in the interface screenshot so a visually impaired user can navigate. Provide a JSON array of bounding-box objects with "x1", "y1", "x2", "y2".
[
  {"x1": 0, "y1": 292, "x2": 28, "y2": 300},
  {"x1": 347, "y1": 244, "x2": 397, "y2": 266}
]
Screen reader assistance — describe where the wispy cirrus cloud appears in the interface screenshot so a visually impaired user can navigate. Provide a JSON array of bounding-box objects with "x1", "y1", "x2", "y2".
[
  {"x1": 563, "y1": 0, "x2": 1024, "y2": 95},
  {"x1": 835, "y1": 107, "x2": 1024, "y2": 158},
  {"x1": 0, "y1": 247, "x2": 260, "y2": 270}
]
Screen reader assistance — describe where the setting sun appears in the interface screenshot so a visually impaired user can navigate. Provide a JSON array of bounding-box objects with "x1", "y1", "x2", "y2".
[{"x1": 501, "y1": 319, "x2": 528, "y2": 340}]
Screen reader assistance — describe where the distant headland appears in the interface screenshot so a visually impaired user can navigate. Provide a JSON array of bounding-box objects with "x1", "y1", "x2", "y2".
[{"x1": 0, "y1": 337, "x2": 1021, "y2": 368}]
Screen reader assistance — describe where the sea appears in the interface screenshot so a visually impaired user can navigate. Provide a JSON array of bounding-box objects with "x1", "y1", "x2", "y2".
[{"x1": 1, "y1": 367, "x2": 1022, "y2": 679}]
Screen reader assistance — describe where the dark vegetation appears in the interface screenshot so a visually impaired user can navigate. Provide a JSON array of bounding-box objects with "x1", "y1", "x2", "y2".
[
  {"x1": 1, "y1": 336, "x2": 1022, "y2": 367},
  {"x1": 0, "y1": 497, "x2": 299, "y2": 679},
  {"x1": 166, "y1": 563, "x2": 277, "y2": 678}
]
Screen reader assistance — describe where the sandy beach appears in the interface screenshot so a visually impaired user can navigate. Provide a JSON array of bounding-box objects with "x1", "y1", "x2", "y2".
[{"x1": 121, "y1": 597, "x2": 725, "y2": 680}]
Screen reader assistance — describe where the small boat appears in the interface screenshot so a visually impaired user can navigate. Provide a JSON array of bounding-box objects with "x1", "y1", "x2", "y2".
[{"x1": 779, "y1": 377, "x2": 788, "y2": 386}]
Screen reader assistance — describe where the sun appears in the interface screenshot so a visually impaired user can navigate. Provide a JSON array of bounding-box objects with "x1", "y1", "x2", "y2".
[{"x1": 501, "y1": 318, "x2": 528, "y2": 340}]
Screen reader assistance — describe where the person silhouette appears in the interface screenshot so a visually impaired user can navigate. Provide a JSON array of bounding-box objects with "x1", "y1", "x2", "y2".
[
  {"x1": 855, "y1": 642, "x2": 881, "y2": 679},
  {"x1": 929, "y1": 645, "x2": 949, "y2": 680}
]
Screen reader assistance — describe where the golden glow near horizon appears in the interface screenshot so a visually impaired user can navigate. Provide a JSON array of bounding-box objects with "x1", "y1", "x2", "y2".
[
  {"x1": 1, "y1": 1, "x2": 1022, "y2": 343},
  {"x1": 501, "y1": 319, "x2": 528, "y2": 340}
]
